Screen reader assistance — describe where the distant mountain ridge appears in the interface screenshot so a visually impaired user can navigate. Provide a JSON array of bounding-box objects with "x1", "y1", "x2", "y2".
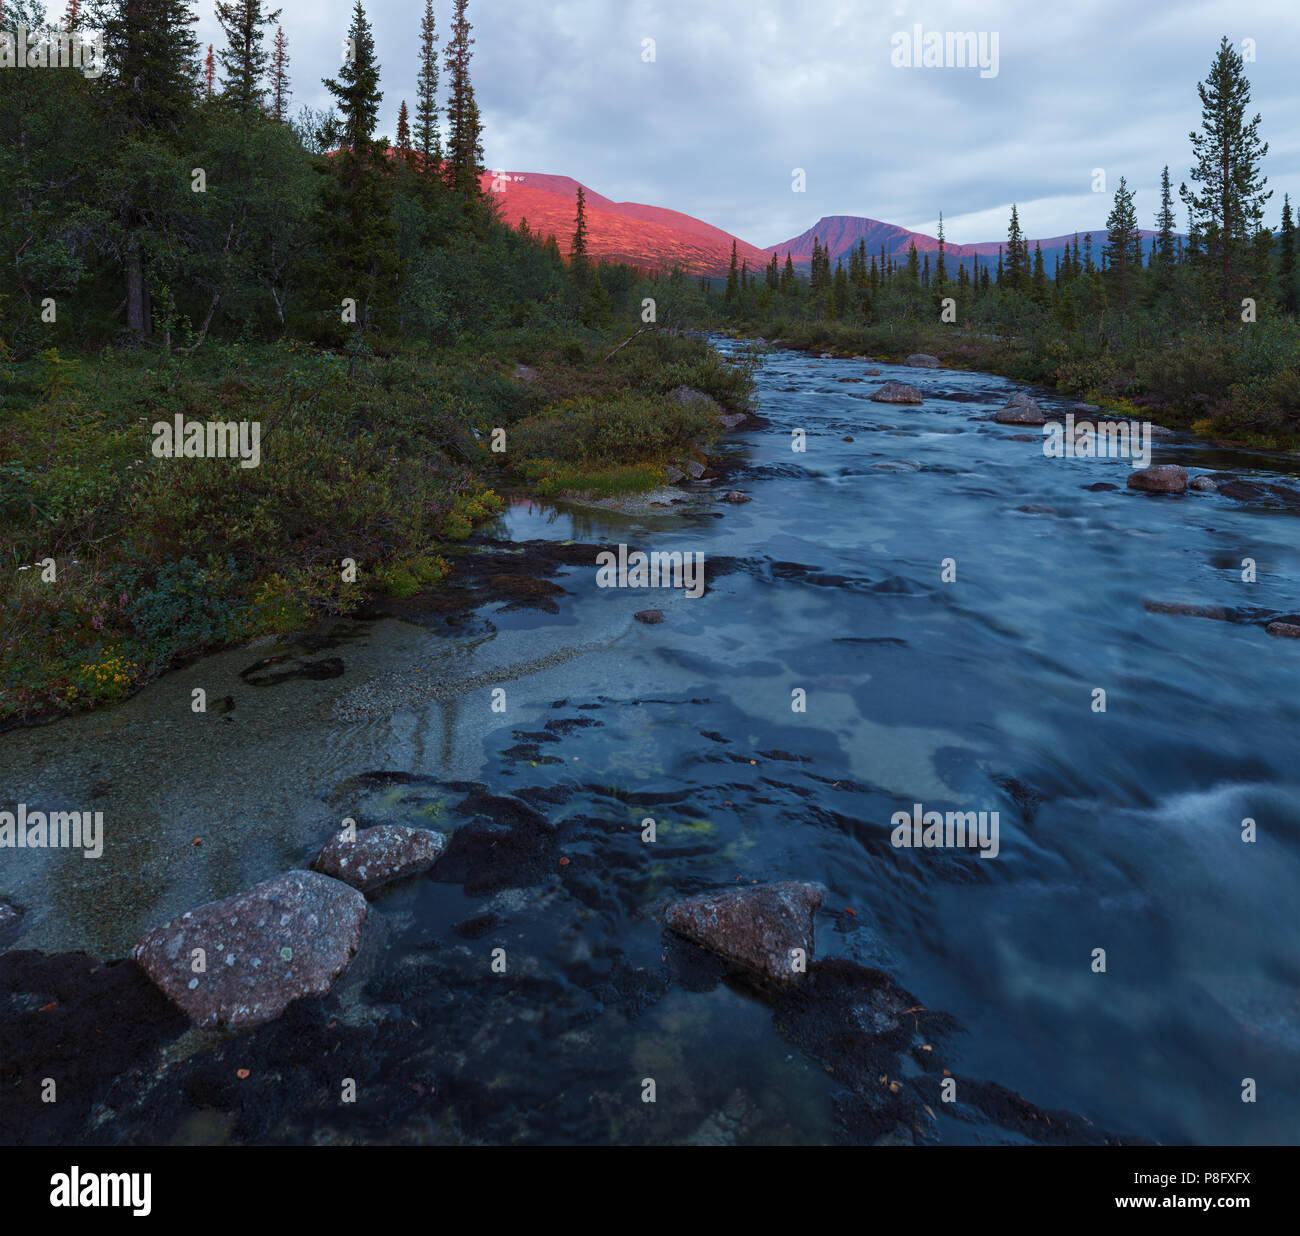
[
  {"x1": 481, "y1": 171, "x2": 1172, "y2": 277},
  {"x1": 765, "y1": 214, "x2": 1172, "y2": 272}
]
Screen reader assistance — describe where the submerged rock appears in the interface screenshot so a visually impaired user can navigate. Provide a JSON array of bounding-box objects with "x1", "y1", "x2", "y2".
[
  {"x1": 311, "y1": 824, "x2": 447, "y2": 893},
  {"x1": 664, "y1": 881, "x2": 825, "y2": 984},
  {"x1": 635, "y1": 609, "x2": 665, "y2": 624},
  {"x1": 722, "y1": 491, "x2": 752, "y2": 504},
  {"x1": 0, "y1": 901, "x2": 20, "y2": 933},
  {"x1": 133, "y1": 871, "x2": 367, "y2": 1029},
  {"x1": 1127, "y1": 464, "x2": 1187, "y2": 493},
  {"x1": 870, "y1": 381, "x2": 924, "y2": 405},
  {"x1": 905, "y1": 353, "x2": 940, "y2": 368},
  {"x1": 1189, "y1": 475, "x2": 1219, "y2": 492},
  {"x1": 1266, "y1": 621, "x2": 1300, "y2": 639}
]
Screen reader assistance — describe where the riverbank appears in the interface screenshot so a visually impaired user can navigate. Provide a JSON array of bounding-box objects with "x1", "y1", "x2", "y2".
[
  {"x1": 708, "y1": 318, "x2": 1300, "y2": 455},
  {"x1": 0, "y1": 327, "x2": 755, "y2": 729}
]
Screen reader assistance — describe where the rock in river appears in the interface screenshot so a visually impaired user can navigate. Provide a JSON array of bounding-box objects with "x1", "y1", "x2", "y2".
[
  {"x1": 870, "y1": 381, "x2": 924, "y2": 405},
  {"x1": 635, "y1": 609, "x2": 665, "y2": 624},
  {"x1": 664, "y1": 881, "x2": 825, "y2": 984},
  {"x1": 905, "y1": 353, "x2": 940, "y2": 368},
  {"x1": 994, "y1": 393, "x2": 1045, "y2": 424},
  {"x1": 1127, "y1": 464, "x2": 1187, "y2": 493},
  {"x1": 133, "y1": 870, "x2": 367, "y2": 1029},
  {"x1": 311, "y1": 823, "x2": 447, "y2": 893}
]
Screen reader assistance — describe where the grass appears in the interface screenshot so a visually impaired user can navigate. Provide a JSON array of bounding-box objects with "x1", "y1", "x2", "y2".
[{"x1": 0, "y1": 326, "x2": 754, "y2": 725}]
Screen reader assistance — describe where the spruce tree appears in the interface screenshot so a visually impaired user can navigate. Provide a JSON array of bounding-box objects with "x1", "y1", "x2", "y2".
[
  {"x1": 1103, "y1": 175, "x2": 1139, "y2": 312},
  {"x1": 101, "y1": 0, "x2": 201, "y2": 136},
  {"x1": 1005, "y1": 205, "x2": 1028, "y2": 293},
  {"x1": 725, "y1": 240, "x2": 739, "y2": 304},
  {"x1": 215, "y1": 0, "x2": 281, "y2": 116},
  {"x1": 569, "y1": 184, "x2": 589, "y2": 286},
  {"x1": 268, "y1": 25, "x2": 290, "y2": 121},
  {"x1": 414, "y1": 0, "x2": 441, "y2": 172},
  {"x1": 396, "y1": 99, "x2": 411, "y2": 156},
  {"x1": 1278, "y1": 193, "x2": 1297, "y2": 313},
  {"x1": 1031, "y1": 242, "x2": 1047, "y2": 306},
  {"x1": 782, "y1": 252, "x2": 795, "y2": 292},
  {"x1": 444, "y1": 0, "x2": 484, "y2": 200},
  {"x1": 1180, "y1": 35, "x2": 1272, "y2": 319},
  {"x1": 318, "y1": 0, "x2": 399, "y2": 340},
  {"x1": 322, "y1": 0, "x2": 382, "y2": 156}
]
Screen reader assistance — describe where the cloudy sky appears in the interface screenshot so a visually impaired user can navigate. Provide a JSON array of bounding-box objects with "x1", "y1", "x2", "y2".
[{"x1": 194, "y1": 0, "x2": 1299, "y2": 247}]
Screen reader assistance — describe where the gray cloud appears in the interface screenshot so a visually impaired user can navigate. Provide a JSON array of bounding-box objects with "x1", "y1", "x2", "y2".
[{"x1": 197, "y1": 0, "x2": 1300, "y2": 246}]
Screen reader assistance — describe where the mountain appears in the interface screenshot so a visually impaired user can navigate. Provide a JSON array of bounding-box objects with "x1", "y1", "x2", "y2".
[
  {"x1": 765, "y1": 214, "x2": 1171, "y2": 272},
  {"x1": 480, "y1": 171, "x2": 771, "y2": 277}
]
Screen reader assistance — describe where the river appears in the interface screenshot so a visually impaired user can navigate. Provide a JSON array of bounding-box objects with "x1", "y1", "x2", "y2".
[{"x1": 2, "y1": 338, "x2": 1297, "y2": 1146}]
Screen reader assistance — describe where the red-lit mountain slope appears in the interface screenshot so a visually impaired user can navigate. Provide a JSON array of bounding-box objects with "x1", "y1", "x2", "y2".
[{"x1": 479, "y1": 170, "x2": 770, "y2": 277}]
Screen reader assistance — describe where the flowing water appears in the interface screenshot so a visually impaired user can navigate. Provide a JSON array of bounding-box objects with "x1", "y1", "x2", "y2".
[{"x1": 2, "y1": 339, "x2": 1298, "y2": 1146}]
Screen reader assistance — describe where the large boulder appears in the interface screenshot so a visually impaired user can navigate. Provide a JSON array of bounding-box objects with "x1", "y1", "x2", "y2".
[
  {"x1": 664, "y1": 881, "x2": 825, "y2": 984},
  {"x1": 994, "y1": 391, "x2": 1046, "y2": 424},
  {"x1": 133, "y1": 870, "x2": 367, "y2": 1029},
  {"x1": 905, "y1": 353, "x2": 940, "y2": 368},
  {"x1": 1266, "y1": 621, "x2": 1300, "y2": 639},
  {"x1": 670, "y1": 385, "x2": 720, "y2": 413},
  {"x1": 719, "y1": 412, "x2": 748, "y2": 430},
  {"x1": 870, "y1": 381, "x2": 924, "y2": 405},
  {"x1": 311, "y1": 824, "x2": 447, "y2": 893},
  {"x1": 1127, "y1": 464, "x2": 1187, "y2": 493}
]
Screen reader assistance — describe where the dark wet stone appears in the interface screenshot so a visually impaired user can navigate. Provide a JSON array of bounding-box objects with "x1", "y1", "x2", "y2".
[
  {"x1": 721, "y1": 491, "x2": 752, "y2": 504},
  {"x1": 0, "y1": 901, "x2": 20, "y2": 934},
  {"x1": 0, "y1": 951, "x2": 187, "y2": 1144},
  {"x1": 1083, "y1": 482, "x2": 1118, "y2": 491},
  {"x1": 1214, "y1": 479, "x2": 1300, "y2": 508},
  {"x1": 905, "y1": 353, "x2": 940, "y2": 368},
  {"x1": 1143, "y1": 599, "x2": 1234, "y2": 622},
  {"x1": 133, "y1": 870, "x2": 368, "y2": 1029},
  {"x1": 543, "y1": 716, "x2": 603, "y2": 734},
  {"x1": 635, "y1": 610, "x2": 665, "y2": 624},
  {"x1": 453, "y1": 912, "x2": 503, "y2": 940},
  {"x1": 1127, "y1": 464, "x2": 1187, "y2": 493},
  {"x1": 664, "y1": 881, "x2": 825, "y2": 984},
  {"x1": 311, "y1": 824, "x2": 447, "y2": 894},
  {"x1": 1189, "y1": 475, "x2": 1219, "y2": 492},
  {"x1": 870, "y1": 381, "x2": 924, "y2": 405},
  {"x1": 1266, "y1": 621, "x2": 1300, "y2": 639},
  {"x1": 239, "y1": 655, "x2": 345, "y2": 686}
]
